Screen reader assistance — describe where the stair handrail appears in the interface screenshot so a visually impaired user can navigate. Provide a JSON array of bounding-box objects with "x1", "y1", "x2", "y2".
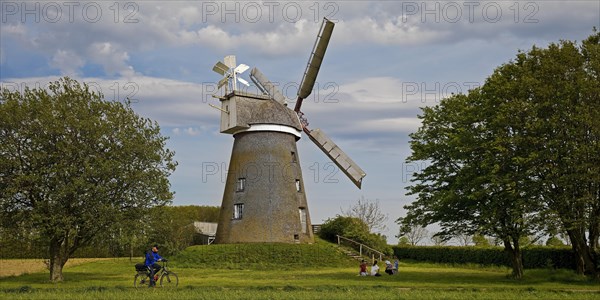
[{"x1": 336, "y1": 235, "x2": 384, "y2": 262}]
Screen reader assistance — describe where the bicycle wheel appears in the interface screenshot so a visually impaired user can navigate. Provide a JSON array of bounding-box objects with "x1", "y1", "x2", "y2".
[
  {"x1": 133, "y1": 273, "x2": 149, "y2": 288},
  {"x1": 159, "y1": 271, "x2": 178, "y2": 288}
]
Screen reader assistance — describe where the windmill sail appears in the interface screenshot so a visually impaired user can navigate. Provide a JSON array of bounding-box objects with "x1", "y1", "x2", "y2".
[
  {"x1": 295, "y1": 18, "x2": 335, "y2": 111},
  {"x1": 250, "y1": 68, "x2": 288, "y2": 105},
  {"x1": 306, "y1": 128, "x2": 366, "y2": 189}
]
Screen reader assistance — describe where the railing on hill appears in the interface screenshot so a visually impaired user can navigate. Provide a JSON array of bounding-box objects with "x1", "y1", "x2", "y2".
[{"x1": 336, "y1": 235, "x2": 384, "y2": 262}]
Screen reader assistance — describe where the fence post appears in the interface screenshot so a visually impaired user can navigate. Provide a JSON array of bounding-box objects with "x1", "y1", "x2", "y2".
[
  {"x1": 337, "y1": 235, "x2": 340, "y2": 245},
  {"x1": 360, "y1": 244, "x2": 362, "y2": 256}
]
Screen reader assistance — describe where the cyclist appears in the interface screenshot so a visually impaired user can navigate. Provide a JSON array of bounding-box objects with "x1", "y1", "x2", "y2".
[{"x1": 144, "y1": 244, "x2": 165, "y2": 287}]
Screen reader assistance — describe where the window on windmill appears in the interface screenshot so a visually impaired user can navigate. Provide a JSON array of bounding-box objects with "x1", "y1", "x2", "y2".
[
  {"x1": 291, "y1": 151, "x2": 297, "y2": 163},
  {"x1": 299, "y1": 208, "x2": 307, "y2": 234},
  {"x1": 233, "y1": 203, "x2": 244, "y2": 219},
  {"x1": 295, "y1": 179, "x2": 301, "y2": 192},
  {"x1": 236, "y1": 178, "x2": 246, "y2": 192}
]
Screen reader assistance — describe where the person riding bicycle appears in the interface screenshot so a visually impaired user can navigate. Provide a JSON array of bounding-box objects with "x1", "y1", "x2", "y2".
[{"x1": 145, "y1": 244, "x2": 166, "y2": 287}]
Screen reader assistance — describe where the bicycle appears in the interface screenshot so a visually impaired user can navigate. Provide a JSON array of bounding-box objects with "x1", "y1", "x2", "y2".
[{"x1": 134, "y1": 260, "x2": 179, "y2": 288}]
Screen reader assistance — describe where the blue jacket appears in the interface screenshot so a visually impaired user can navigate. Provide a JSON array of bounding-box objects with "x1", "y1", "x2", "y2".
[{"x1": 144, "y1": 250, "x2": 163, "y2": 267}]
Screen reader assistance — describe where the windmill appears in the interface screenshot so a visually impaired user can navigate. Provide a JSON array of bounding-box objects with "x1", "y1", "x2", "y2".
[
  {"x1": 212, "y1": 18, "x2": 365, "y2": 244},
  {"x1": 212, "y1": 55, "x2": 250, "y2": 92}
]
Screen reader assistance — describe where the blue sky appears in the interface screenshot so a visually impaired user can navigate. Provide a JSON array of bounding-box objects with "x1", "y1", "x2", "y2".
[{"x1": 1, "y1": 1, "x2": 599, "y2": 244}]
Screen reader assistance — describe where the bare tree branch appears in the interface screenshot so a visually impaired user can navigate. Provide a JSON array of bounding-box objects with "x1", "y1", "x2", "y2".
[{"x1": 341, "y1": 196, "x2": 388, "y2": 233}]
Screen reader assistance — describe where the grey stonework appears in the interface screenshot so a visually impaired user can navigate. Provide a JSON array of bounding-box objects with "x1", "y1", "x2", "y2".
[{"x1": 214, "y1": 92, "x2": 314, "y2": 244}]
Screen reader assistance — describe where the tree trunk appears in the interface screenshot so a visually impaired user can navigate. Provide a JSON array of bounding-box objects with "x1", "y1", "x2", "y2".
[
  {"x1": 567, "y1": 228, "x2": 597, "y2": 277},
  {"x1": 503, "y1": 238, "x2": 524, "y2": 279},
  {"x1": 49, "y1": 238, "x2": 68, "y2": 282}
]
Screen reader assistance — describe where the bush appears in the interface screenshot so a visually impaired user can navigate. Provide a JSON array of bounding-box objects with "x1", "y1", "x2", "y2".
[
  {"x1": 392, "y1": 245, "x2": 576, "y2": 269},
  {"x1": 319, "y1": 216, "x2": 392, "y2": 255}
]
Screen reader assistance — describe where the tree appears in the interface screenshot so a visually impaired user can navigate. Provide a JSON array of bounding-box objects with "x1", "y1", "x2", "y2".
[
  {"x1": 398, "y1": 236, "x2": 411, "y2": 246},
  {"x1": 399, "y1": 90, "x2": 539, "y2": 278},
  {"x1": 341, "y1": 196, "x2": 388, "y2": 233},
  {"x1": 0, "y1": 78, "x2": 177, "y2": 281},
  {"x1": 397, "y1": 224, "x2": 428, "y2": 246},
  {"x1": 145, "y1": 205, "x2": 221, "y2": 255},
  {"x1": 472, "y1": 234, "x2": 490, "y2": 247},
  {"x1": 454, "y1": 233, "x2": 472, "y2": 247},
  {"x1": 430, "y1": 233, "x2": 447, "y2": 246},
  {"x1": 400, "y1": 31, "x2": 600, "y2": 279},
  {"x1": 481, "y1": 31, "x2": 600, "y2": 276}
]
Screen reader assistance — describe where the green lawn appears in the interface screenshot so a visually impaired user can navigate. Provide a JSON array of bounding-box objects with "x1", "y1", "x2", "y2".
[{"x1": 1, "y1": 242, "x2": 598, "y2": 299}]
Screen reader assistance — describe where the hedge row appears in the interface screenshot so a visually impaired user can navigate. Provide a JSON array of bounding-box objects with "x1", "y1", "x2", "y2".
[{"x1": 393, "y1": 246, "x2": 577, "y2": 270}]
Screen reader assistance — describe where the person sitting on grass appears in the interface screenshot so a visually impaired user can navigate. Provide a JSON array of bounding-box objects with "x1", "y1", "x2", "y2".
[
  {"x1": 359, "y1": 259, "x2": 368, "y2": 276},
  {"x1": 370, "y1": 260, "x2": 381, "y2": 277},
  {"x1": 385, "y1": 260, "x2": 394, "y2": 275}
]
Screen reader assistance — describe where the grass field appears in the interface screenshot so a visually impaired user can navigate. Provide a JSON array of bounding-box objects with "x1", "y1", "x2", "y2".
[{"x1": 1, "y1": 241, "x2": 598, "y2": 299}]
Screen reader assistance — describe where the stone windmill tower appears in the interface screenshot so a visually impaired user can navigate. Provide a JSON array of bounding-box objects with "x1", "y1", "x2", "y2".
[{"x1": 211, "y1": 19, "x2": 366, "y2": 244}]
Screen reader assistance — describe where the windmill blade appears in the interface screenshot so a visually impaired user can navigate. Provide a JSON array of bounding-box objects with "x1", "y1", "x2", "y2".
[
  {"x1": 234, "y1": 64, "x2": 249, "y2": 74},
  {"x1": 224, "y1": 55, "x2": 237, "y2": 68},
  {"x1": 250, "y1": 67, "x2": 288, "y2": 106},
  {"x1": 250, "y1": 74, "x2": 268, "y2": 95},
  {"x1": 237, "y1": 77, "x2": 250, "y2": 87},
  {"x1": 217, "y1": 77, "x2": 229, "y2": 89},
  {"x1": 306, "y1": 128, "x2": 366, "y2": 189},
  {"x1": 212, "y1": 61, "x2": 229, "y2": 76},
  {"x1": 295, "y1": 18, "x2": 335, "y2": 111}
]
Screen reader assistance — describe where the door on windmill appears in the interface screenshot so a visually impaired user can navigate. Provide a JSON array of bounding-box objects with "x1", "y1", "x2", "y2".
[
  {"x1": 299, "y1": 208, "x2": 307, "y2": 234},
  {"x1": 233, "y1": 203, "x2": 244, "y2": 219}
]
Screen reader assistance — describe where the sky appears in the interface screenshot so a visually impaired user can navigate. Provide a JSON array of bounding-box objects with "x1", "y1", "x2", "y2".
[{"x1": 1, "y1": 0, "x2": 599, "y2": 244}]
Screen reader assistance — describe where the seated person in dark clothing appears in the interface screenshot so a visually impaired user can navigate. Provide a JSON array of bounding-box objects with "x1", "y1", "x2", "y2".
[{"x1": 384, "y1": 260, "x2": 394, "y2": 275}]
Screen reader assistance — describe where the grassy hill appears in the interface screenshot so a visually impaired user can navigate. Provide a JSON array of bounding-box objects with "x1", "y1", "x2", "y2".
[{"x1": 172, "y1": 238, "x2": 357, "y2": 270}]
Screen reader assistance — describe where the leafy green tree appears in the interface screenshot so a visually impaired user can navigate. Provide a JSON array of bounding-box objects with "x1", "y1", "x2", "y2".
[
  {"x1": 146, "y1": 205, "x2": 220, "y2": 255},
  {"x1": 399, "y1": 30, "x2": 600, "y2": 279},
  {"x1": 0, "y1": 78, "x2": 177, "y2": 281},
  {"x1": 398, "y1": 236, "x2": 411, "y2": 246},
  {"x1": 399, "y1": 90, "x2": 539, "y2": 278},
  {"x1": 472, "y1": 234, "x2": 490, "y2": 247},
  {"x1": 482, "y1": 31, "x2": 600, "y2": 276}
]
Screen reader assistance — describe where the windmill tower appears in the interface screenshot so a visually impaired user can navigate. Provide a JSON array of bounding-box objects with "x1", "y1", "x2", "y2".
[{"x1": 212, "y1": 19, "x2": 366, "y2": 244}]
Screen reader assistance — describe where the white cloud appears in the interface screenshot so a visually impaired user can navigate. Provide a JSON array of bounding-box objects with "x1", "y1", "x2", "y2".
[
  {"x1": 172, "y1": 127, "x2": 202, "y2": 136},
  {"x1": 185, "y1": 127, "x2": 201, "y2": 136},
  {"x1": 192, "y1": 20, "x2": 316, "y2": 55},
  {"x1": 87, "y1": 42, "x2": 135, "y2": 77},
  {"x1": 356, "y1": 118, "x2": 422, "y2": 133},
  {"x1": 49, "y1": 50, "x2": 85, "y2": 76}
]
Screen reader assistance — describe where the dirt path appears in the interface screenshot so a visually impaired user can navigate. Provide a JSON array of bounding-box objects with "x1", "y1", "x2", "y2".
[{"x1": 0, "y1": 258, "x2": 112, "y2": 278}]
